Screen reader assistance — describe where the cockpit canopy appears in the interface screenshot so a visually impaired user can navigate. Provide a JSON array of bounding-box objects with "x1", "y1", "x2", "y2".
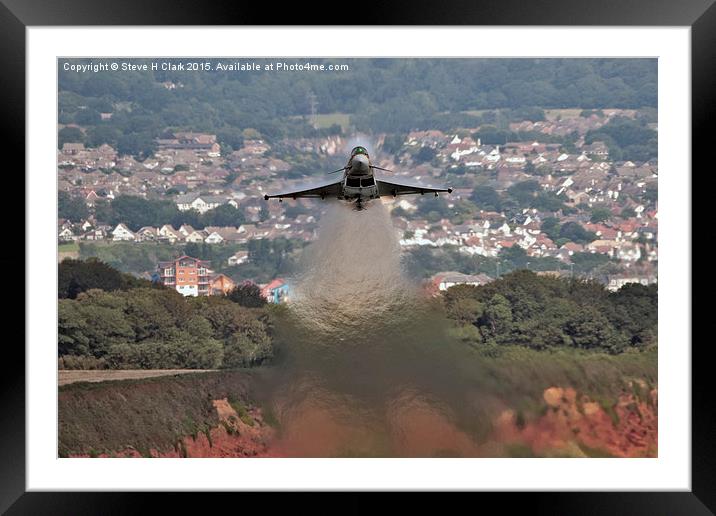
[{"x1": 351, "y1": 146, "x2": 369, "y2": 157}]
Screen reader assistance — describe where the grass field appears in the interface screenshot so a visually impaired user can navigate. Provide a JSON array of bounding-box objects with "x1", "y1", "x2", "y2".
[
  {"x1": 461, "y1": 109, "x2": 490, "y2": 117},
  {"x1": 544, "y1": 108, "x2": 584, "y2": 120},
  {"x1": 58, "y1": 242, "x2": 80, "y2": 262},
  {"x1": 290, "y1": 112, "x2": 352, "y2": 131},
  {"x1": 59, "y1": 369, "x2": 216, "y2": 386},
  {"x1": 58, "y1": 242, "x2": 80, "y2": 253},
  {"x1": 313, "y1": 113, "x2": 351, "y2": 130}
]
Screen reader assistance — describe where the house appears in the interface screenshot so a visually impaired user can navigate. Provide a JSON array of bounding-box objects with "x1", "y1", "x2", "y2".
[
  {"x1": 85, "y1": 191, "x2": 100, "y2": 206},
  {"x1": 204, "y1": 226, "x2": 243, "y2": 244},
  {"x1": 607, "y1": 274, "x2": 657, "y2": 292},
  {"x1": 204, "y1": 231, "x2": 224, "y2": 244},
  {"x1": 61, "y1": 143, "x2": 85, "y2": 155},
  {"x1": 82, "y1": 228, "x2": 107, "y2": 241},
  {"x1": 58, "y1": 227, "x2": 75, "y2": 242},
  {"x1": 156, "y1": 132, "x2": 218, "y2": 152},
  {"x1": 178, "y1": 224, "x2": 195, "y2": 237},
  {"x1": 430, "y1": 271, "x2": 494, "y2": 293},
  {"x1": 175, "y1": 193, "x2": 226, "y2": 214},
  {"x1": 616, "y1": 243, "x2": 642, "y2": 262},
  {"x1": 184, "y1": 230, "x2": 207, "y2": 243},
  {"x1": 112, "y1": 223, "x2": 135, "y2": 241},
  {"x1": 261, "y1": 278, "x2": 290, "y2": 303},
  {"x1": 227, "y1": 250, "x2": 249, "y2": 266},
  {"x1": 209, "y1": 274, "x2": 235, "y2": 295},
  {"x1": 156, "y1": 255, "x2": 212, "y2": 297},
  {"x1": 158, "y1": 224, "x2": 182, "y2": 243},
  {"x1": 135, "y1": 226, "x2": 158, "y2": 242}
]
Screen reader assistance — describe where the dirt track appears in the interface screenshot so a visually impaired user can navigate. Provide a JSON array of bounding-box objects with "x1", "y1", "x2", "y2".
[{"x1": 58, "y1": 369, "x2": 216, "y2": 386}]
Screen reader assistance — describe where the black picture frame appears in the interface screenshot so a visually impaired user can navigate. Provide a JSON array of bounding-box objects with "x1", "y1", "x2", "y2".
[{"x1": 3, "y1": 0, "x2": 706, "y2": 512}]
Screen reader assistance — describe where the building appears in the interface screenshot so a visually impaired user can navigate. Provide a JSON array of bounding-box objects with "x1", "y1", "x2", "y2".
[
  {"x1": 261, "y1": 278, "x2": 290, "y2": 304},
  {"x1": 430, "y1": 271, "x2": 494, "y2": 292},
  {"x1": 227, "y1": 250, "x2": 249, "y2": 266},
  {"x1": 157, "y1": 255, "x2": 211, "y2": 297},
  {"x1": 209, "y1": 274, "x2": 236, "y2": 295},
  {"x1": 175, "y1": 193, "x2": 226, "y2": 214},
  {"x1": 606, "y1": 274, "x2": 657, "y2": 292},
  {"x1": 112, "y1": 223, "x2": 135, "y2": 241},
  {"x1": 156, "y1": 132, "x2": 219, "y2": 153}
]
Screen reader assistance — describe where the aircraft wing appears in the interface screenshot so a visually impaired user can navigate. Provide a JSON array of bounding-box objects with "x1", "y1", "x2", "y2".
[
  {"x1": 264, "y1": 176, "x2": 343, "y2": 200},
  {"x1": 376, "y1": 176, "x2": 452, "y2": 197}
]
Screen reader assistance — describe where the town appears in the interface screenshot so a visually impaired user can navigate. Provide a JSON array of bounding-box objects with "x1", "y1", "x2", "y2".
[{"x1": 58, "y1": 107, "x2": 658, "y2": 299}]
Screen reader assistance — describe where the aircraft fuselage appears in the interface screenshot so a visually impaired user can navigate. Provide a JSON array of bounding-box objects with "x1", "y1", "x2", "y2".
[{"x1": 341, "y1": 153, "x2": 379, "y2": 205}]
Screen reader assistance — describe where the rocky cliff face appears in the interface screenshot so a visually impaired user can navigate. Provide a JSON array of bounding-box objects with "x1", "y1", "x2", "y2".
[
  {"x1": 492, "y1": 383, "x2": 657, "y2": 457},
  {"x1": 71, "y1": 398, "x2": 277, "y2": 458},
  {"x1": 70, "y1": 381, "x2": 656, "y2": 458}
]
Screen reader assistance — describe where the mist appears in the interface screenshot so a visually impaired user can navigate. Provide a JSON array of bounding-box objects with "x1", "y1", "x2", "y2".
[{"x1": 251, "y1": 199, "x2": 494, "y2": 457}]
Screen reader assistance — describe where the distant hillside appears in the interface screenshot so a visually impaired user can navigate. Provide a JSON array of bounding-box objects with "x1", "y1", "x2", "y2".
[{"x1": 58, "y1": 58, "x2": 657, "y2": 149}]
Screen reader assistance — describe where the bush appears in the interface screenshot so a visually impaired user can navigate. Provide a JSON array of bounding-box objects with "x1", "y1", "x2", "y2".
[
  {"x1": 227, "y1": 282, "x2": 266, "y2": 308},
  {"x1": 442, "y1": 270, "x2": 656, "y2": 354},
  {"x1": 222, "y1": 328, "x2": 273, "y2": 368},
  {"x1": 58, "y1": 356, "x2": 109, "y2": 370},
  {"x1": 59, "y1": 258, "x2": 153, "y2": 299},
  {"x1": 58, "y1": 267, "x2": 275, "y2": 370}
]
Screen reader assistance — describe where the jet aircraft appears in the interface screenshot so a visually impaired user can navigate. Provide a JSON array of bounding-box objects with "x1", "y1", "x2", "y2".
[{"x1": 263, "y1": 146, "x2": 452, "y2": 210}]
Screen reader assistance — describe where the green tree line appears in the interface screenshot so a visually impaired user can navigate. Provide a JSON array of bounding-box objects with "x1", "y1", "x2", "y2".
[
  {"x1": 58, "y1": 260, "x2": 274, "y2": 369},
  {"x1": 444, "y1": 270, "x2": 656, "y2": 353},
  {"x1": 91, "y1": 194, "x2": 246, "y2": 230}
]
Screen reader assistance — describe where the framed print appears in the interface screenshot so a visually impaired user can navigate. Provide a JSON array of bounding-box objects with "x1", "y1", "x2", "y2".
[{"x1": 3, "y1": 0, "x2": 709, "y2": 512}]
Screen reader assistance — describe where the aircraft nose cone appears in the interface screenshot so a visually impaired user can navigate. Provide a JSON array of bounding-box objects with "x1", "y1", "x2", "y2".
[{"x1": 352, "y1": 154, "x2": 369, "y2": 174}]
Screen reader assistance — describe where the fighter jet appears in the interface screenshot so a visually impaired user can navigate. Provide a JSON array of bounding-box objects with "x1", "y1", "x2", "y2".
[{"x1": 263, "y1": 146, "x2": 452, "y2": 210}]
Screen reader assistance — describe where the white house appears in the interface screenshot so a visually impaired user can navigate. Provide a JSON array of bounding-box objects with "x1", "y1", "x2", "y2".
[
  {"x1": 175, "y1": 193, "x2": 225, "y2": 214},
  {"x1": 227, "y1": 251, "x2": 249, "y2": 266},
  {"x1": 135, "y1": 226, "x2": 158, "y2": 242},
  {"x1": 158, "y1": 224, "x2": 182, "y2": 243},
  {"x1": 185, "y1": 230, "x2": 207, "y2": 243},
  {"x1": 58, "y1": 227, "x2": 75, "y2": 242},
  {"x1": 204, "y1": 232, "x2": 224, "y2": 244},
  {"x1": 112, "y1": 223, "x2": 135, "y2": 241},
  {"x1": 178, "y1": 224, "x2": 195, "y2": 237}
]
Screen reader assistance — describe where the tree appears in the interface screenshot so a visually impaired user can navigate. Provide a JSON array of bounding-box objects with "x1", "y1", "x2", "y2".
[
  {"x1": 483, "y1": 293, "x2": 513, "y2": 336},
  {"x1": 202, "y1": 204, "x2": 246, "y2": 227},
  {"x1": 117, "y1": 132, "x2": 156, "y2": 159},
  {"x1": 470, "y1": 185, "x2": 502, "y2": 212},
  {"x1": 85, "y1": 125, "x2": 121, "y2": 147},
  {"x1": 590, "y1": 207, "x2": 612, "y2": 223},
  {"x1": 439, "y1": 270, "x2": 656, "y2": 354},
  {"x1": 222, "y1": 324, "x2": 273, "y2": 368},
  {"x1": 559, "y1": 222, "x2": 596, "y2": 244},
  {"x1": 447, "y1": 298, "x2": 484, "y2": 326},
  {"x1": 621, "y1": 207, "x2": 637, "y2": 218},
  {"x1": 227, "y1": 282, "x2": 266, "y2": 308},
  {"x1": 540, "y1": 217, "x2": 561, "y2": 241},
  {"x1": 58, "y1": 191, "x2": 89, "y2": 222},
  {"x1": 74, "y1": 108, "x2": 101, "y2": 125},
  {"x1": 563, "y1": 306, "x2": 626, "y2": 352},
  {"x1": 58, "y1": 127, "x2": 84, "y2": 149},
  {"x1": 570, "y1": 252, "x2": 610, "y2": 274},
  {"x1": 58, "y1": 258, "x2": 149, "y2": 298},
  {"x1": 58, "y1": 300, "x2": 91, "y2": 356},
  {"x1": 413, "y1": 146, "x2": 437, "y2": 164}
]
